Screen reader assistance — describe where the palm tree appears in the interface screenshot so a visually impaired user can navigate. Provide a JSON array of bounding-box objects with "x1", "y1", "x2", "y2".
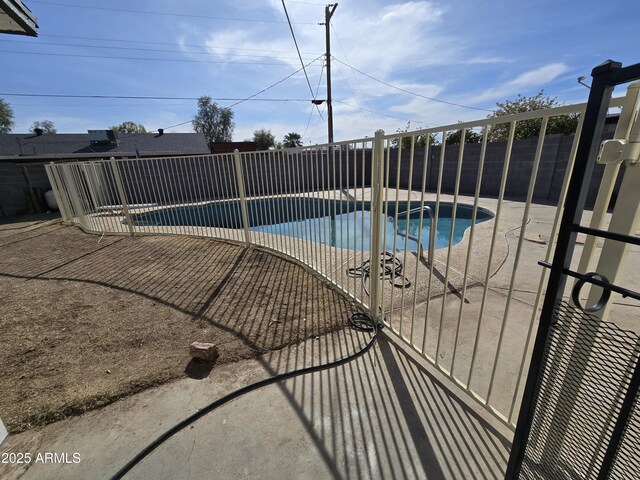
[{"x1": 282, "y1": 132, "x2": 303, "y2": 148}]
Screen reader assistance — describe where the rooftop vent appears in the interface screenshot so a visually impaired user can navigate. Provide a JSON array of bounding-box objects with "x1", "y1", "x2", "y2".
[{"x1": 88, "y1": 129, "x2": 118, "y2": 145}]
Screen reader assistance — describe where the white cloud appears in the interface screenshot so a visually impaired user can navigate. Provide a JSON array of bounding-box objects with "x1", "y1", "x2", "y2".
[
  {"x1": 473, "y1": 63, "x2": 570, "y2": 103},
  {"x1": 166, "y1": 3, "x2": 574, "y2": 143}
]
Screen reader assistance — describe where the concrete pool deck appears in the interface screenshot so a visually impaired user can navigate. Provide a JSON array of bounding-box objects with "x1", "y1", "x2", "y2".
[{"x1": 2, "y1": 192, "x2": 637, "y2": 479}]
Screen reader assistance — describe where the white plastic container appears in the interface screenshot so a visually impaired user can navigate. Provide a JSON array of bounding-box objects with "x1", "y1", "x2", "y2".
[{"x1": 44, "y1": 190, "x2": 58, "y2": 210}]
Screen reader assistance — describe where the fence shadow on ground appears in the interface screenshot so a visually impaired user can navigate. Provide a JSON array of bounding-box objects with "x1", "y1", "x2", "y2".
[{"x1": 0, "y1": 225, "x2": 510, "y2": 478}]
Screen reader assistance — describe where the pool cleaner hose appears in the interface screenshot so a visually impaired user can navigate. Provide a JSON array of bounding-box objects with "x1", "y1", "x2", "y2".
[
  {"x1": 110, "y1": 312, "x2": 382, "y2": 479},
  {"x1": 346, "y1": 251, "x2": 412, "y2": 296}
]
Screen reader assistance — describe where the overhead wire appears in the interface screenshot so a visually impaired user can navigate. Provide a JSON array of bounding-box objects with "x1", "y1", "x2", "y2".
[
  {"x1": 0, "y1": 93, "x2": 310, "y2": 102},
  {"x1": 333, "y1": 62, "x2": 375, "y2": 129},
  {"x1": 226, "y1": 55, "x2": 323, "y2": 109},
  {"x1": 280, "y1": 0, "x2": 323, "y2": 119},
  {"x1": 0, "y1": 39, "x2": 316, "y2": 61},
  {"x1": 333, "y1": 99, "x2": 430, "y2": 126},
  {"x1": 332, "y1": 56, "x2": 495, "y2": 112},
  {"x1": 303, "y1": 60, "x2": 325, "y2": 138},
  {"x1": 304, "y1": 102, "x2": 327, "y2": 143},
  {"x1": 0, "y1": 49, "x2": 319, "y2": 66},
  {"x1": 38, "y1": 34, "x2": 323, "y2": 55},
  {"x1": 330, "y1": 24, "x2": 376, "y2": 128},
  {"x1": 29, "y1": 0, "x2": 316, "y2": 24},
  {"x1": 2, "y1": 56, "x2": 323, "y2": 137},
  {"x1": 161, "y1": 55, "x2": 324, "y2": 132}
]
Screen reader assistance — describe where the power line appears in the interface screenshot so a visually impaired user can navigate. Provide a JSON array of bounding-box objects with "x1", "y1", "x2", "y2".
[
  {"x1": 303, "y1": 61, "x2": 326, "y2": 138},
  {"x1": 39, "y1": 34, "x2": 323, "y2": 55},
  {"x1": 29, "y1": 0, "x2": 316, "y2": 25},
  {"x1": 0, "y1": 56, "x2": 322, "y2": 110},
  {"x1": 333, "y1": 59, "x2": 375, "y2": 129},
  {"x1": 330, "y1": 24, "x2": 376, "y2": 127},
  {"x1": 0, "y1": 39, "x2": 316, "y2": 61},
  {"x1": 226, "y1": 55, "x2": 322, "y2": 108},
  {"x1": 281, "y1": 0, "x2": 317, "y2": 104},
  {"x1": 332, "y1": 56, "x2": 495, "y2": 112},
  {"x1": 333, "y1": 99, "x2": 430, "y2": 125},
  {"x1": 162, "y1": 56, "x2": 323, "y2": 131},
  {"x1": 10, "y1": 103, "x2": 193, "y2": 107},
  {"x1": 0, "y1": 49, "x2": 322, "y2": 66},
  {"x1": 0, "y1": 93, "x2": 311, "y2": 101}
]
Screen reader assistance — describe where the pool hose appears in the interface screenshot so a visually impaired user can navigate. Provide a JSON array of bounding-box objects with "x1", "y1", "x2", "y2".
[
  {"x1": 346, "y1": 251, "x2": 412, "y2": 296},
  {"x1": 110, "y1": 312, "x2": 382, "y2": 479}
]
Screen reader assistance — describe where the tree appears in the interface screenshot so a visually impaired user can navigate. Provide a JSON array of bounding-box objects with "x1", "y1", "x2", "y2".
[
  {"x1": 391, "y1": 121, "x2": 438, "y2": 149},
  {"x1": 192, "y1": 96, "x2": 234, "y2": 143},
  {"x1": 0, "y1": 98, "x2": 14, "y2": 133},
  {"x1": 488, "y1": 90, "x2": 579, "y2": 141},
  {"x1": 111, "y1": 121, "x2": 147, "y2": 134},
  {"x1": 252, "y1": 128, "x2": 275, "y2": 150},
  {"x1": 30, "y1": 120, "x2": 56, "y2": 134},
  {"x1": 282, "y1": 132, "x2": 303, "y2": 148},
  {"x1": 445, "y1": 128, "x2": 482, "y2": 145}
]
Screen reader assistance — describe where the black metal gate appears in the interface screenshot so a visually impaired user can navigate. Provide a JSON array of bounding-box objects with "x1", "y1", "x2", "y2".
[{"x1": 506, "y1": 60, "x2": 640, "y2": 479}]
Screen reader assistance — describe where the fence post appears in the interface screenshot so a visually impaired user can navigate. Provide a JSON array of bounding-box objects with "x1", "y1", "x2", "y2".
[
  {"x1": 233, "y1": 149, "x2": 252, "y2": 245},
  {"x1": 79, "y1": 162, "x2": 100, "y2": 212},
  {"x1": 45, "y1": 163, "x2": 71, "y2": 222},
  {"x1": 369, "y1": 130, "x2": 385, "y2": 320},
  {"x1": 61, "y1": 163, "x2": 88, "y2": 227},
  {"x1": 110, "y1": 159, "x2": 135, "y2": 237}
]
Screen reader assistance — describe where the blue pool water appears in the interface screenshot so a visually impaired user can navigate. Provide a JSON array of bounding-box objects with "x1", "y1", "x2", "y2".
[
  {"x1": 131, "y1": 198, "x2": 493, "y2": 252},
  {"x1": 251, "y1": 208, "x2": 489, "y2": 252}
]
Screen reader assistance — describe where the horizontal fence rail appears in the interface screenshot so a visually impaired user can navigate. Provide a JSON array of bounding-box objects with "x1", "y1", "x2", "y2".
[{"x1": 45, "y1": 95, "x2": 630, "y2": 430}]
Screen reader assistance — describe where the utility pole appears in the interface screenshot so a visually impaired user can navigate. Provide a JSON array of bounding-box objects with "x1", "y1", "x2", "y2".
[{"x1": 324, "y1": 3, "x2": 337, "y2": 144}]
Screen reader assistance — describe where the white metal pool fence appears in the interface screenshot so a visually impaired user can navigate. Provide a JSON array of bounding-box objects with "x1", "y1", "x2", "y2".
[{"x1": 45, "y1": 88, "x2": 637, "y2": 430}]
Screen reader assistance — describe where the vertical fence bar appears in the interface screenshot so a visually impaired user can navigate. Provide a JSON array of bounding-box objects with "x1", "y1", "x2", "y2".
[
  {"x1": 388, "y1": 140, "x2": 403, "y2": 328},
  {"x1": 399, "y1": 136, "x2": 416, "y2": 339},
  {"x1": 45, "y1": 163, "x2": 71, "y2": 222},
  {"x1": 72, "y1": 163, "x2": 96, "y2": 232},
  {"x1": 508, "y1": 110, "x2": 587, "y2": 424},
  {"x1": 409, "y1": 137, "x2": 430, "y2": 345},
  {"x1": 436, "y1": 129, "x2": 467, "y2": 365},
  {"x1": 486, "y1": 117, "x2": 548, "y2": 407},
  {"x1": 450, "y1": 127, "x2": 489, "y2": 377},
  {"x1": 61, "y1": 163, "x2": 87, "y2": 227},
  {"x1": 110, "y1": 159, "x2": 134, "y2": 236},
  {"x1": 421, "y1": 131, "x2": 446, "y2": 354},
  {"x1": 467, "y1": 121, "x2": 516, "y2": 391},
  {"x1": 79, "y1": 162, "x2": 99, "y2": 213},
  {"x1": 233, "y1": 149, "x2": 251, "y2": 245},
  {"x1": 369, "y1": 130, "x2": 385, "y2": 320}
]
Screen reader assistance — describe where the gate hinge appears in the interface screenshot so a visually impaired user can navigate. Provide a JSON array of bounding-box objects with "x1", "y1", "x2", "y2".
[{"x1": 597, "y1": 139, "x2": 640, "y2": 165}]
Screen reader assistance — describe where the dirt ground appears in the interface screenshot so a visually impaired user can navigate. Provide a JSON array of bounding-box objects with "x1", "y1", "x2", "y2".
[{"x1": 0, "y1": 217, "x2": 362, "y2": 433}]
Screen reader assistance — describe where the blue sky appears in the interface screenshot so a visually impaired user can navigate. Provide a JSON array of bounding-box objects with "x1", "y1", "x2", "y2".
[{"x1": 2, "y1": 0, "x2": 639, "y2": 144}]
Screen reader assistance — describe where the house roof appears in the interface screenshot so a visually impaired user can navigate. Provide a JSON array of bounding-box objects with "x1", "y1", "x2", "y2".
[
  {"x1": 0, "y1": 132, "x2": 211, "y2": 161},
  {"x1": 0, "y1": 0, "x2": 38, "y2": 36}
]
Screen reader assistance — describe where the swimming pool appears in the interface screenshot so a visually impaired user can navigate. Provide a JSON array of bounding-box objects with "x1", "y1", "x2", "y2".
[{"x1": 131, "y1": 198, "x2": 494, "y2": 252}]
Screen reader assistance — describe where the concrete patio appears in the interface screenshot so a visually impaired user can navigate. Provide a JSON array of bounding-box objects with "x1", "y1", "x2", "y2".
[{"x1": 2, "y1": 318, "x2": 511, "y2": 480}]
